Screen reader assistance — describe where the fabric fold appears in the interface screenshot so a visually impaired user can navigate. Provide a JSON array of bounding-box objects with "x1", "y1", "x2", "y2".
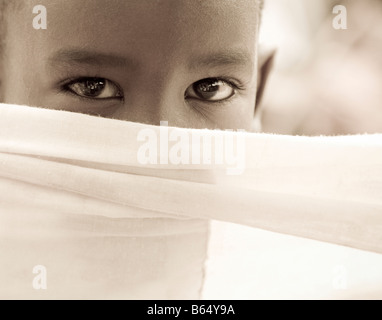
[{"x1": 0, "y1": 103, "x2": 381, "y2": 299}]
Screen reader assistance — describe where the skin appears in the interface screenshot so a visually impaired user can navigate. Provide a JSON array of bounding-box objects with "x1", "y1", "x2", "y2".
[{"x1": 1, "y1": 0, "x2": 270, "y2": 131}]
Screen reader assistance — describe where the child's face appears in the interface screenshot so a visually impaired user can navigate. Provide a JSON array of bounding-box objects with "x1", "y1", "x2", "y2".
[{"x1": 2, "y1": 0, "x2": 263, "y2": 130}]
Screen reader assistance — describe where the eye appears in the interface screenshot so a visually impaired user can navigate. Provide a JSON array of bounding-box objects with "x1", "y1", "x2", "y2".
[
  {"x1": 64, "y1": 77, "x2": 123, "y2": 100},
  {"x1": 185, "y1": 78, "x2": 236, "y2": 102}
]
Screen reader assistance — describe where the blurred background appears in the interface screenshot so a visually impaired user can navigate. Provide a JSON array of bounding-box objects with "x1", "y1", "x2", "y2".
[{"x1": 259, "y1": 0, "x2": 382, "y2": 135}]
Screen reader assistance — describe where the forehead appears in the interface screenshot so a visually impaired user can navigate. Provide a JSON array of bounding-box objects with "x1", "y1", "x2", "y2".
[
  {"x1": 6, "y1": 0, "x2": 260, "y2": 77},
  {"x1": 14, "y1": 1, "x2": 258, "y2": 47}
]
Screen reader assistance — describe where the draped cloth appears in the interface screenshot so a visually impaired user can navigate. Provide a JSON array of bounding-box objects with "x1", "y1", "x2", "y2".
[{"x1": 0, "y1": 103, "x2": 381, "y2": 299}]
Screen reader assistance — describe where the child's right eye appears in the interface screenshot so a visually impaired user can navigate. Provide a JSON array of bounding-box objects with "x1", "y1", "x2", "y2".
[{"x1": 64, "y1": 77, "x2": 123, "y2": 100}]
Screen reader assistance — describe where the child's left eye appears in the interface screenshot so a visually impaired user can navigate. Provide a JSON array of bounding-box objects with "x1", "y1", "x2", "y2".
[
  {"x1": 185, "y1": 78, "x2": 236, "y2": 102},
  {"x1": 64, "y1": 77, "x2": 123, "y2": 100}
]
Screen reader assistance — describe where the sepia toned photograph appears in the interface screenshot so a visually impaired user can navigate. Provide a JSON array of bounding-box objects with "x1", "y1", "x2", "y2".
[{"x1": 0, "y1": 0, "x2": 381, "y2": 303}]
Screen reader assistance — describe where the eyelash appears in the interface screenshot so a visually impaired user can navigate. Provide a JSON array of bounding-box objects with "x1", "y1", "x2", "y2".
[
  {"x1": 59, "y1": 76, "x2": 245, "y2": 103},
  {"x1": 217, "y1": 77, "x2": 245, "y2": 91}
]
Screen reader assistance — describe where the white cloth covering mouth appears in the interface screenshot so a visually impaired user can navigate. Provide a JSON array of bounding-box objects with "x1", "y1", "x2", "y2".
[{"x1": 0, "y1": 103, "x2": 381, "y2": 300}]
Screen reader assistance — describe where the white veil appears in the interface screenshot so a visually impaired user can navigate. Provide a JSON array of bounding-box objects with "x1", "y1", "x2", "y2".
[{"x1": 0, "y1": 103, "x2": 381, "y2": 299}]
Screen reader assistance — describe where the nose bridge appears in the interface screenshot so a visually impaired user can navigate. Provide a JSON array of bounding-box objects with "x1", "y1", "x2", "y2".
[
  {"x1": 121, "y1": 67, "x2": 186, "y2": 126},
  {"x1": 132, "y1": 95, "x2": 176, "y2": 125}
]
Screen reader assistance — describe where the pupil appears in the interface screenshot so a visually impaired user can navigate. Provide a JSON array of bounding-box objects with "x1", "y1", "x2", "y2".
[
  {"x1": 198, "y1": 80, "x2": 219, "y2": 93},
  {"x1": 84, "y1": 79, "x2": 105, "y2": 96}
]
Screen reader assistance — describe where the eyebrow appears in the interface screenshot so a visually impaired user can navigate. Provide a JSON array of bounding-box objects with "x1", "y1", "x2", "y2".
[
  {"x1": 48, "y1": 48, "x2": 254, "y2": 71},
  {"x1": 189, "y1": 50, "x2": 254, "y2": 70},
  {"x1": 48, "y1": 49, "x2": 133, "y2": 68}
]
